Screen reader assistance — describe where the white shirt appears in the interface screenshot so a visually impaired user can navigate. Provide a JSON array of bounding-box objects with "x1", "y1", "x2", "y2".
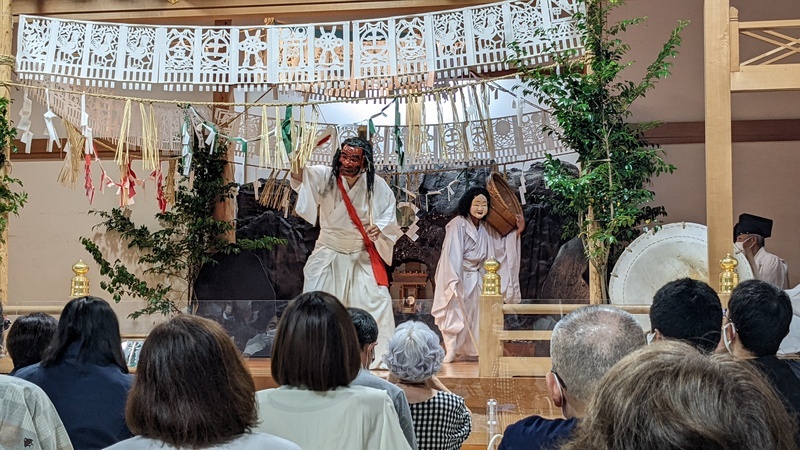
[
  {"x1": 104, "y1": 433, "x2": 300, "y2": 450},
  {"x1": 255, "y1": 385, "x2": 412, "y2": 450}
]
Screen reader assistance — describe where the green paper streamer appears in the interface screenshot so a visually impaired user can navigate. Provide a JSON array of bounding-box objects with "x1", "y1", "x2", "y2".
[
  {"x1": 394, "y1": 100, "x2": 404, "y2": 168},
  {"x1": 281, "y1": 106, "x2": 293, "y2": 155}
]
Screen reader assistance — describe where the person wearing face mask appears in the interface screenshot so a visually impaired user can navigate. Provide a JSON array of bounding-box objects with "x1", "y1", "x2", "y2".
[
  {"x1": 734, "y1": 213, "x2": 790, "y2": 289},
  {"x1": 348, "y1": 307, "x2": 418, "y2": 450},
  {"x1": 721, "y1": 280, "x2": 800, "y2": 419},
  {"x1": 432, "y1": 186, "x2": 525, "y2": 363},
  {"x1": 499, "y1": 305, "x2": 645, "y2": 450},
  {"x1": 291, "y1": 137, "x2": 401, "y2": 368}
]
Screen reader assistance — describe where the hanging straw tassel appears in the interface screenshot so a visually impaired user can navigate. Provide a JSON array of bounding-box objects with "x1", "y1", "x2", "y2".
[
  {"x1": 406, "y1": 95, "x2": 423, "y2": 163},
  {"x1": 57, "y1": 120, "x2": 85, "y2": 188},
  {"x1": 260, "y1": 106, "x2": 270, "y2": 168},
  {"x1": 139, "y1": 102, "x2": 160, "y2": 171},
  {"x1": 293, "y1": 106, "x2": 319, "y2": 171},
  {"x1": 165, "y1": 159, "x2": 177, "y2": 207},
  {"x1": 435, "y1": 92, "x2": 447, "y2": 162},
  {"x1": 259, "y1": 170, "x2": 278, "y2": 207},
  {"x1": 115, "y1": 99, "x2": 132, "y2": 166}
]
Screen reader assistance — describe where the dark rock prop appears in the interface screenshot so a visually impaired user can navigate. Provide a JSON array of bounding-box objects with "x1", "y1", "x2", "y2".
[{"x1": 194, "y1": 160, "x2": 587, "y2": 347}]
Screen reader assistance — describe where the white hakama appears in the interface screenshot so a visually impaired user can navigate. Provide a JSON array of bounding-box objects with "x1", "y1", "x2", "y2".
[{"x1": 292, "y1": 166, "x2": 400, "y2": 367}]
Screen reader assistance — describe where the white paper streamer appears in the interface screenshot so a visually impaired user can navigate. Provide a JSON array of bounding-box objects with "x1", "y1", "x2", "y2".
[{"x1": 17, "y1": 89, "x2": 33, "y2": 153}]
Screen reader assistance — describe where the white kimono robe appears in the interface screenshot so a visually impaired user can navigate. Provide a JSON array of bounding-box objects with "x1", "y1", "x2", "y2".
[
  {"x1": 753, "y1": 247, "x2": 790, "y2": 289},
  {"x1": 432, "y1": 215, "x2": 521, "y2": 358},
  {"x1": 292, "y1": 166, "x2": 400, "y2": 366}
]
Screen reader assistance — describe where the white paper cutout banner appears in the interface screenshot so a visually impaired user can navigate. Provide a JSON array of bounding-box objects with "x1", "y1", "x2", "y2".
[{"x1": 16, "y1": 0, "x2": 583, "y2": 94}]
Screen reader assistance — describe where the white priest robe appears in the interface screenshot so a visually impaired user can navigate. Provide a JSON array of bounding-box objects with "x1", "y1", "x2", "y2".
[
  {"x1": 432, "y1": 215, "x2": 521, "y2": 359},
  {"x1": 753, "y1": 247, "x2": 790, "y2": 289},
  {"x1": 292, "y1": 166, "x2": 400, "y2": 366}
]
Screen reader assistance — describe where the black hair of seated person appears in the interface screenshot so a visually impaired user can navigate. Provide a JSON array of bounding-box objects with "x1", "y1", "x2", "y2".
[
  {"x1": 728, "y1": 279, "x2": 792, "y2": 357},
  {"x1": 561, "y1": 340, "x2": 798, "y2": 450},
  {"x1": 348, "y1": 307, "x2": 378, "y2": 348},
  {"x1": 41, "y1": 296, "x2": 128, "y2": 372},
  {"x1": 126, "y1": 315, "x2": 258, "y2": 447},
  {"x1": 457, "y1": 186, "x2": 491, "y2": 219},
  {"x1": 7, "y1": 312, "x2": 58, "y2": 371},
  {"x1": 650, "y1": 277, "x2": 722, "y2": 353},
  {"x1": 271, "y1": 291, "x2": 360, "y2": 391}
]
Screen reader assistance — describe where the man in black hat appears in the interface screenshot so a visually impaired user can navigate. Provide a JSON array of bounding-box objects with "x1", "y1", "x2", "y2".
[{"x1": 734, "y1": 213, "x2": 789, "y2": 288}]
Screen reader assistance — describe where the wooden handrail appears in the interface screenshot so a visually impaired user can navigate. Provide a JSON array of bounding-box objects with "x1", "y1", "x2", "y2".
[
  {"x1": 479, "y1": 295, "x2": 652, "y2": 378},
  {"x1": 2, "y1": 305, "x2": 64, "y2": 315}
]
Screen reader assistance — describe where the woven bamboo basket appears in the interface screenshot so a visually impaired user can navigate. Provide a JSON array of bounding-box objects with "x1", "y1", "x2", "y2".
[{"x1": 485, "y1": 173, "x2": 523, "y2": 237}]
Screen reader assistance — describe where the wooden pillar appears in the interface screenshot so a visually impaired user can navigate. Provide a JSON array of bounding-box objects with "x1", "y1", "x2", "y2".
[
  {"x1": 0, "y1": 0, "x2": 12, "y2": 306},
  {"x1": 704, "y1": 0, "x2": 733, "y2": 294},
  {"x1": 211, "y1": 19, "x2": 236, "y2": 244},
  {"x1": 478, "y1": 293, "x2": 504, "y2": 378}
]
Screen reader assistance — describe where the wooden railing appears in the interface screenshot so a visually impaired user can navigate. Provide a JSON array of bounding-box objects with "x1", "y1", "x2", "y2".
[
  {"x1": 729, "y1": 7, "x2": 800, "y2": 91},
  {"x1": 478, "y1": 295, "x2": 651, "y2": 377}
]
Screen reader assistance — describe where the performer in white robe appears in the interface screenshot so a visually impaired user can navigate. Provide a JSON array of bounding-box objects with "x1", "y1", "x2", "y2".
[
  {"x1": 735, "y1": 213, "x2": 790, "y2": 289},
  {"x1": 291, "y1": 138, "x2": 400, "y2": 367},
  {"x1": 432, "y1": 186, "x2": 523, "y2": 362}
]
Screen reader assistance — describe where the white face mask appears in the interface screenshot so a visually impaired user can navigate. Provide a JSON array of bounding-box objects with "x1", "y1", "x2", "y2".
[
  {"x1": 734, "y1": 242, "x2": 745, "y2": 253},
  {"x1": 646, "y1": 331, "x2": 656, "y2": 345},
  {"x1": 722, "y1": 323, "x2": 735, "y2": 353}
]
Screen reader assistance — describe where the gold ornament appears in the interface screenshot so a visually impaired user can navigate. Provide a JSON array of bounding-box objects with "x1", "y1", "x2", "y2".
[
  {"x1": 482, "y1": 258, "x2": 502, "y2": 296},
  {"x1": 70, "y1": 260, "x2": 90, "y2": 298},
  {"x1": 719, "y1": 253, "x2": 739, "y2": 294}
]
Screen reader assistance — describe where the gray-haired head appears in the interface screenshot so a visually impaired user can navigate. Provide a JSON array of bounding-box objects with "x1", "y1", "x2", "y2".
[
  {"x1": 383, "y1": 321, "x2": 445, "y2": 383},
  {"x1": 551, "y1": 305, "x2": 645, "y2": 404}
]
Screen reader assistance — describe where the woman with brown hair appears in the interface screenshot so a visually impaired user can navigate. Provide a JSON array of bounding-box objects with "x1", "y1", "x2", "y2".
[
  {"x1": 255, "y1": 291, "x2": 411, "y2": 450},
  {"x1": 560, "y1": 340, "x2": 798, "y2": 450},
  {"x1": 106, "y1": 315, "x2": 299, "y2": 450}
]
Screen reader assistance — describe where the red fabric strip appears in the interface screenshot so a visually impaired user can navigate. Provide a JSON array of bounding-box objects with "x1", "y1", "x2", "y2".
[{"x1": 336, "y1": 177, "x2": 389, "y2": 287}]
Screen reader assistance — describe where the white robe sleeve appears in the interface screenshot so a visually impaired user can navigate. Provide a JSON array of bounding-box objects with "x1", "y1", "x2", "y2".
[
  {"x1": 290, "y1": 165, "x2": 330, "y2": 226},
  {"x1": 755, "y1": 249, "x2": 790, "y2": 289},
  {"x1": 432, "y1": 218, "x2": 467, "y2": 318},
  {"x1": 372, "y1": 177, "x2": 400, "y2": 265},
  {"x1": 488, "y1": 227, "x2": 522, "y2": 304}
]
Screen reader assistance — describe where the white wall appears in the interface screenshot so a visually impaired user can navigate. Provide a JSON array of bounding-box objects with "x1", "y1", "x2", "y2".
[{"x1": 8, "y1": 160, "x2": 170, "y2": 334}]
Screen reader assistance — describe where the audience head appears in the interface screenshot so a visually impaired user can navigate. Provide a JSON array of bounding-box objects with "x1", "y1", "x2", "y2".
[
  {"x1": 6, "y1": 312, "x2": 58, "y2": 371},
  {"x1": 41, "y1": 296, "x2": 127, "y2": 372},
  {"x1": 561, "y1": 340, "x2": 798, "y2": 450},
  {"x1": 348, "y1": 307, "x2": 378, "y2": 369},
  {"x1": 383, "y1": 320, "x2": 444, "y2": 383},
  {"x1": 272, "y1": 291, "x2": 360, "y2": 391},
  {"x1": 548, "y1": 305, "x2": 645, "y2": 418},
  {"x1": 127, "y1": 315, "x2": 256, "y2": 447},
  {"x1": 725, "y1": 279, "x2": 792, "y2": 357},
  {"x1": 650, "y1": 278, "x2": 722, "y2": 352}
]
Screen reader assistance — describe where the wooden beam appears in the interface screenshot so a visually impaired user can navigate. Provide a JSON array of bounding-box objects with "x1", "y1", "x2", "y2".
[
  {"x1": 11, "y1": 0, "x2": 496, "y2": 23},
  {"x1": 642, "y1": 119, "x2": 800, "y2": 145},
  {"x1": 212, "y1": 18, "x2": 236, "y2": 244},
  {"x1": 704, "y1": 0, "x2": 734, "y2": 294},
  {"x1": 731, "y1": 65, "x2": 800, "y2": 92}
]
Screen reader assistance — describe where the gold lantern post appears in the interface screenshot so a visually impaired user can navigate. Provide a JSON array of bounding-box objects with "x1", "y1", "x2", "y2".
[{"x1": 70, "y1": 260, "x2": 90, "y2": 298}]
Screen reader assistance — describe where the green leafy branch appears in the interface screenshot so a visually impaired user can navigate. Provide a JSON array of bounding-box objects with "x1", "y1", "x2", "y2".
[
  {"x1": 82, "y1": 122, "x2": 285, "y2": 319},
  {"x1": 0, "y1": 97, "x2": 29, "y2": 253},
  {"x1": 509, "y1": 0, "x2": 688, "y2": 299}
]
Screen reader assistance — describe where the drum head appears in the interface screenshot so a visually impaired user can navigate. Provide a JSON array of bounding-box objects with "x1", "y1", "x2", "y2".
[{"x1": 609, "y1": 222, "x2": 754, "y2": 306}]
